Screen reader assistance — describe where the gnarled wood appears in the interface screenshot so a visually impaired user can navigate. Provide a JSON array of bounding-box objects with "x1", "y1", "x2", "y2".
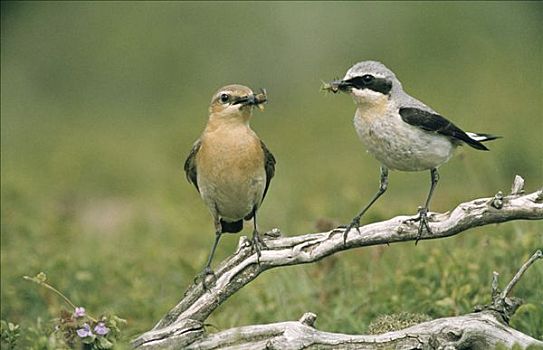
[
  {"x1": 133, "y1": 176, "x2": 543, "y2": 349},
  {"x1": 179, "y1": 311, "x2": 541, "y2": 350}
]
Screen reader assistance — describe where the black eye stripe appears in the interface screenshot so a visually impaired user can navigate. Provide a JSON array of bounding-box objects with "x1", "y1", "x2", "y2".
[{"x1": 346, "y1": 76, "x2": 392, "y2": 95}]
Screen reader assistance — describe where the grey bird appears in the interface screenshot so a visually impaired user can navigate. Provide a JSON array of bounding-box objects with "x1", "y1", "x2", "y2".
[{"x1": 324, "y1": 61, "x2": 499, "y2": 244}]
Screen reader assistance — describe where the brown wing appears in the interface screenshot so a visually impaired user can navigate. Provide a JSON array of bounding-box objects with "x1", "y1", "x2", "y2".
[
  {"x1": 184, "y1": 140, "x2": 201, "y2": 192},
  {"x1": 260, "y1": 140, "x2": 276, "y2": 202}
]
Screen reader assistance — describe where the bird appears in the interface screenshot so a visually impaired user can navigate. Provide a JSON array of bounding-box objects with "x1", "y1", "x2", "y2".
[
  {"x1": 323, "y1": 61, "x2": 499, "y2": 244},
  {"x1": 184, "y1": 84, "x2": 275, "y2": 286}
]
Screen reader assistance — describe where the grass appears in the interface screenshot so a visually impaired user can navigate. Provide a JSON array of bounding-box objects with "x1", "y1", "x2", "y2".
[
  {"x1": 2, "y1": 112, "x2": 542, "y2": 346},
  {"x1": 1, "y1": 2, "x2": 542, "y2": 347}
]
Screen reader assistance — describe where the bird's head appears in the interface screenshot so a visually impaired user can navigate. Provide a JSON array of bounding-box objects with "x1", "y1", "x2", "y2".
[
  {"x1": 323, "y1": 61, "x2": 399, "y2": 106},
  {"x1": 208, "y1": 85, "x2": 267, "y2": 123}
]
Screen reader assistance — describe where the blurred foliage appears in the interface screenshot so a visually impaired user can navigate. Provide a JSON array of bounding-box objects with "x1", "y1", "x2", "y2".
[
  {"x1": 1, "y1": 320, "x2": 21, "y2": 350},
  {"x1": 1, "y1": 1, "x2": 542, "y2": 346}
]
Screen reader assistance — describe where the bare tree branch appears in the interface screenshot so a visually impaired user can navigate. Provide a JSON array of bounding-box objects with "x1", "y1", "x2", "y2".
[
  {"x1": 482, "y1": 250, "x2": 543, "y2": 323},
  {"x1": 500, "y1": 250, "x2": 542, "y2": 300},
  {"x1": 133, "y1": 176, "x2": 543, "y2": 349},
  {"x1": 178, "y1": 311, "x2": 541, "y2": 350}
]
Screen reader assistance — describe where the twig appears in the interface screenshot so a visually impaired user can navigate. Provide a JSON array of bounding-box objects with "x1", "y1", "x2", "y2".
[
  {"x1": 491, "y1": 271, "x2": 500, "y2": 300},
  {"x1": 500, "y1": 250, "x2": 542, "y2": 300},
  {"x1": 481, "y1": 249, "x2": 543, "y2": 323}
]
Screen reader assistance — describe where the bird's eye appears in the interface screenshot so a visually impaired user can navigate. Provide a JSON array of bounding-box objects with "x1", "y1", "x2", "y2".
[
  {"x1": 362, "y1": 74, "x2": 375, "y2": 83},
  {"x1": 219, "y1": 93, "x2": 230, "y2": 103}
]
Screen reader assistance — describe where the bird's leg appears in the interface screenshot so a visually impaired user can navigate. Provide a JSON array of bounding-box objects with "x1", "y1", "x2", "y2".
[
  {"x1": 194, "y1": 220, "x2": 222, "y2": 290},
  {"x1": 251, "y1": 210, "x2": 267, "y2": 264},
  {"x1": 343, "y1": 166, "x2": 389, "y2": 245},
  {"x1": 413, "y1": 168, "x2": 439, "y2": 244}
]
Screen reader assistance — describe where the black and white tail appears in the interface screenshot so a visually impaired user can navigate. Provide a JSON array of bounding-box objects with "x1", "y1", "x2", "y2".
[{"x1": 464, "y1": 132, "x2": 501, "y2": 151}]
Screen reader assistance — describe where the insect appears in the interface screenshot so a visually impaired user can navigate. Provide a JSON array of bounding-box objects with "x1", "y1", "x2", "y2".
[
  {"x1": 320, "y1": 79, "x2": 341, "y2": 93},
  {"x1": 254, "y1": 88, "x2": 268, "y2": 110}
]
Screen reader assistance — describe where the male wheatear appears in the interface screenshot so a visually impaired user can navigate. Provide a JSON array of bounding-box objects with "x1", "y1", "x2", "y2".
[
  {"x1": 324, "y1": 61, "x2": 498, "y2": 244},
  {"x1": 184, "y1": 85, "x2": 275, "y2": 285}
]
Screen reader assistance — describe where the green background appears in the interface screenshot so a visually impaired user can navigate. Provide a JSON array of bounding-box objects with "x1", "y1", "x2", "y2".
[{"x1": 2, "y1": 1, "x2": 542, "y2": 345}]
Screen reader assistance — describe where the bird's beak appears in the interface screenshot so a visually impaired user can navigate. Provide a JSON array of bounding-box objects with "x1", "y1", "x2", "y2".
[
  {"x1": 322, "y1": 79, "x2": 353, "y2": 94},
  {"x1": 233, "y1": 89, "x2": 267, "y2": 110}
]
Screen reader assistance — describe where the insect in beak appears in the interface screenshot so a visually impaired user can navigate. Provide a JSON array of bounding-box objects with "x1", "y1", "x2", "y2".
[
  {"x1": 254, "y1": 88, "x2": 267, "y2": 111},
  {"x1": 321, "y1": 78, "x2": 352, "y2": 93}
]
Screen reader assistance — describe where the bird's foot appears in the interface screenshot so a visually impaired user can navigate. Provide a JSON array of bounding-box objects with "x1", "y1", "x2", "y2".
[
  {"x1": 410, "y1": 207, "x2": 432, "y2": 245},
  {"x1": 194, "y1": 266, "x2": 216, "y2": 291},
  {"x1": 342, "y1": 216, "x2": 362, "y2": 245},
  {"x1": 251, "y1": 231, "x2": 268, "y2": 264}
]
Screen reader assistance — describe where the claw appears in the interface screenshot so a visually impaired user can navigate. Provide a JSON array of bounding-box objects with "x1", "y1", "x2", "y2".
[
  {"x1": 194, "y1": 266, "x2": 216, "y2": 291},
  {"x1": 414, "y1": 207, "x2": 432, "y2": 245},
  {"x1": 342, "y1": 216, "x2": 361, "y2": 245},
  {"x1": 402, "y1": 207, "x2": 433, "y2": 245},
  {"x1": 251, "y1": 231, "x2": 268, "y2": 264}
]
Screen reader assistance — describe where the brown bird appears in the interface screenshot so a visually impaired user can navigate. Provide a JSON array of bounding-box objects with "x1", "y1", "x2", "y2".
[{"x1": 184, "y1": 84, "x2": 275, "y2": 285}]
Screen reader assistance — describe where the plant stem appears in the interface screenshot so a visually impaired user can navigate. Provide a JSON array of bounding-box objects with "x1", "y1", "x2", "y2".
[{"x1": 23, "y1": 276, "x2": 98, "y2": 322}]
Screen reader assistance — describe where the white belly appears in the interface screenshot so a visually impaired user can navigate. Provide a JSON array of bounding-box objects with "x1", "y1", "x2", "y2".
[
  {"x1": 354, "y1": 109, "x2": 454, "y2": 171},
  {"x1": 199, "y1": 170, "x2": 265, "y2": 221}
]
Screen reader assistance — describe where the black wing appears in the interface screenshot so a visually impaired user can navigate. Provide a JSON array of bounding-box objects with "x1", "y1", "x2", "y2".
[
  {"x1": 260, "y1": 140, "x2": 276, "y2": 201},
  {"x1": 184, "y1": 140, "x2": 201, "y2": 192},
  {"x1": 399, "y1": 107, "x2": 488, "y2": 150}
]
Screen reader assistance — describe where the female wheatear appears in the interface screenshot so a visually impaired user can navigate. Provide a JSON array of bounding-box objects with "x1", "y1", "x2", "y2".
[{"x1": 184, "y1": 85, "x2": 275, "y2": 286}]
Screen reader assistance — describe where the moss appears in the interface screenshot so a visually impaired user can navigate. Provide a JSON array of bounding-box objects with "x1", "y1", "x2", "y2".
[{"x1": 367, "y1": 312, "x2": 432, "y2": 334}]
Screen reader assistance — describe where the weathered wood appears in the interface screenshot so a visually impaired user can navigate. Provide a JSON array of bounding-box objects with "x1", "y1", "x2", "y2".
[
  {"x1": 180, "y1": 311, "x2": 542, "y2": 350},
  {"x1": 133, "y1": 176, "x2": 543, "y2": 349}
]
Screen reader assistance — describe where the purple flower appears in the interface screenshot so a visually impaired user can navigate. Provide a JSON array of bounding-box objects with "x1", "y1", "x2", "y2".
[
  {"x1": 76, "y1": 323, "x2": 93, "y2": 338},
  {"x1": 74, "y1": 307, "x2": 86, "y2": 318},
  {"x1": 94, "y1": 322, "x2": 110, "y2": 335}
]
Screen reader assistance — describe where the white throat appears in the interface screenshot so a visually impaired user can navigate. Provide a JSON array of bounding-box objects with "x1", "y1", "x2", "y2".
[{"x1": 351, "y1": 88, "x2": 388, "y2": 107}]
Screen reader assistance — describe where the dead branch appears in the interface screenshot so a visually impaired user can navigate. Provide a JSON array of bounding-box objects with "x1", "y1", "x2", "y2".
[{"x1": 133, "y1": 176, "x2": 543, "y2": 349}]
